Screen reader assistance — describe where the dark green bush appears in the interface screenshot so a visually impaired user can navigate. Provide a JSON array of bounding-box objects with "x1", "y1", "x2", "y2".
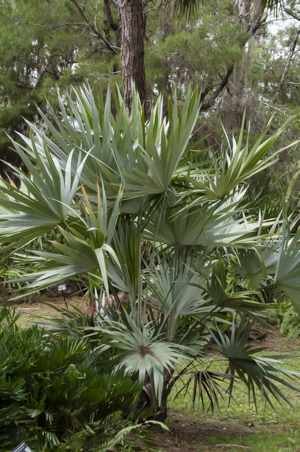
[{"x1": 0, "y1": 305, "x2": 141, "y2": 451}]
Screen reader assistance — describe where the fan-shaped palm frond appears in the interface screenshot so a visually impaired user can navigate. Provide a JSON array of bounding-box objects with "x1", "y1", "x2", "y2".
[
  {"x1": 0, "y1": 148, "x2": 88, "y2": 251},
  {"x1": 211, "y1": 316, "x2": 300, "y2": 410},
  {"x1": 275, "y1": 228, "x2": 300, "y2": 313},
  {"x1": 206, "y1": 260, "x2": 274, "y2": 316},
  {"x1": 123, "y1": 87, "x2": 200, "y2": 196},
  {"x1": 234, "y1": 248, "x2": 278, "y2": 290},
  {"x1": 4, "y1": 184, "x2": 122, "y2": 295},
  {"x1": 90, "y1": 312, "x2": 190, "y2": 405},
  {"x1": 144, "y1": 190, "x2": 268, "y2": 248},
  {"x1": 175, "y1": 369, "x2": 233, "y2": 413},
  {"x1": 178, "y1": 116, "x2": 297, "y2": 207}
]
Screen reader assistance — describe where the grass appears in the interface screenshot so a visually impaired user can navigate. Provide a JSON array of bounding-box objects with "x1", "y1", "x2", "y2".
[{"x1": 161, "y1": 342, "x2": 300, "y2": 452}]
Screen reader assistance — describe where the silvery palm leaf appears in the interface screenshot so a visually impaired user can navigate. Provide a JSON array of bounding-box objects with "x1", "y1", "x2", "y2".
[
  {"x1": 179, "y1": 116, "x2": 297, "y2": 206},
  {"x1": 144, "y1": 191, "x2": 266, "y2": 248},
  {"x1": 4, "y1": 185, "x2": 122, "y2": 295},
  {"x1": 234, "y1": 248, "x2": 278, "y2": 290},
  {"x1": 275, "y1": 228, "x2": 300, "y2": 313},
  {"x1": 90, "y1": 312, "x2": 190, "y2": 406},
  {"x1": 123, "y1": 86, "x2": 200, "y2": 197},
  {"x1": 211, "y1": 316, "x2": 300, "y2": 410},
  {"x1": 0, "y1": 147, "x2": 87, "y2": 251}
]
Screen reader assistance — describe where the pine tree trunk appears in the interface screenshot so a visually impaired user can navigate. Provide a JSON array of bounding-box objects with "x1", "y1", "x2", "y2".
[{"x1": 117, "y1": 0, "x2": 146, "y2": 114}]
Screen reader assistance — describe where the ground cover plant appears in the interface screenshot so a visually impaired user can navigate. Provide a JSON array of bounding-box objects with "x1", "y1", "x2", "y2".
[
  {"x1": 1, "y1": 85, "x2": 300, "y2": 435},
  {"x1": 278, "y1": 301, "x2": 300, "y2": 340}
]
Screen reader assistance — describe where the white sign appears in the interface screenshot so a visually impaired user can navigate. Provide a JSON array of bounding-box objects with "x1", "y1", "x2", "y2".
[
  {"x1": 58, "y1": 284, "x2": 66, "y2": 291},
  {"x1": 12, "y1": 442, "x2": 32, "y2": 452}
]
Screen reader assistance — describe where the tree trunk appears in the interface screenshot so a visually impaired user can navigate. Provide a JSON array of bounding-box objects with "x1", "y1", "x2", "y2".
[
  {"x1": 103, "y1": 0, "x2": 121, "y2": 74},
  {"x1": 116, "y1": 0, "x2": 146, "y2": 114},
  {"x1": 138, "y1": 383, "x2": 169, "y2": 422},
  {"x1": 125, "y1": 368, "x2": 173, "y2": 422}
]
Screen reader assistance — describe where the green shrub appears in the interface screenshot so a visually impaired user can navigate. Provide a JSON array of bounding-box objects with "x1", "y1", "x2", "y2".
[
  {"x1": 0, "y1": 305, "x2": 141, "y2": 451},
  {"x1": 279, "y1": 303, "x2": 300, "y2": 339}
]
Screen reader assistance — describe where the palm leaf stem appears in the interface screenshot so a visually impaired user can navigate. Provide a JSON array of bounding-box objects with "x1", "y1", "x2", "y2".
[{"x1": 142, "y1": 192, "x2": 167, "y2": 328}]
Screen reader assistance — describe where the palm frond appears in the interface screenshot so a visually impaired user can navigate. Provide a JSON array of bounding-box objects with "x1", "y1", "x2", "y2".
[
  {"x1": 4, "y1": 185, "x2": 122, "y2": 296},
  {"x1": 88, "y1": 312, "x2": 192, "y2": 406},
  {"x1": 0, "y1": 148, "x2": 87, "y2": 251},
  {"x1": 211, "y1": 316, "x2": 300, "y2": 410},
  {"x1": 275, "y1": 228, "x2": 300, "y2": 313},
  {"x1": 175, "y1": 370, "x2": 233, "y2": 413}
]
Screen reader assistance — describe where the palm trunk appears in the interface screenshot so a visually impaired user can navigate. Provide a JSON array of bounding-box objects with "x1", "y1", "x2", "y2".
[
  {"x1": 136, "y1": 369, "x2": 174, "y2": 422},
  {"x1": 116, "y1": 0, "x2": 146, "y2": 114}
]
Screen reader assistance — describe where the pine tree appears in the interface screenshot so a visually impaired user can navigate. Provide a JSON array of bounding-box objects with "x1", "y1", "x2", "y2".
[{"x1": 0, "y1": 0, "x2": 119, "y2": 172}]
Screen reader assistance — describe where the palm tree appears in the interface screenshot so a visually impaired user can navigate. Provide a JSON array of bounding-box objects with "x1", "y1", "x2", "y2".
[{"x1": 1, "y1": 85, "x2": 300, "y2": 419}]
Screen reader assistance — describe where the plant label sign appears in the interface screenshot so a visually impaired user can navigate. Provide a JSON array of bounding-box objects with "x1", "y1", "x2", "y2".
[
  {"x1": 12, "y1": 442, "x2": 32, "y2": 452},
  {"x1": 58, "y1": 284, "x2": 66, "y2": 291}
]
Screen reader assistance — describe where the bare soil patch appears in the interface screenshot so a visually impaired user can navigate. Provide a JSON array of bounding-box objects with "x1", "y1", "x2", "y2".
[{"x1": 152, "y1": 415, "x2": 259, "y2": 451}]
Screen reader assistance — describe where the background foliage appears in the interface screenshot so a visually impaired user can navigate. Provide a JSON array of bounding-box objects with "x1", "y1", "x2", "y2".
[{"x1": 1, "y1": 0, "x2": 300, "y2": 192}]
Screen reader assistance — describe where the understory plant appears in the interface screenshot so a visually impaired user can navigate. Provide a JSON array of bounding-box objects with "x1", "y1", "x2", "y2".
[
  {"x1": 279, "y1": 302, "x2": 300, "y2": 339},
  {"x1": 0, "y1": 305, "x2": 146, "y2": 452},
  {"x1": 1, "y1": 85, "x2": 300, "y2": 420}
]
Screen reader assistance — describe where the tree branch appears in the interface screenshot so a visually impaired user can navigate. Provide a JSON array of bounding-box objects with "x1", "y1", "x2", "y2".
[
  {"x1": 200, "y1": 65, "x2": 234, "y2": 112},
  {"x1": 104, "y1": 0, "x2": 119, "y2": 31},
  {"x1": 200, "y1": 0, "x2": 268, "y2": 112},
  {"x1": 284, "y1": 7, "x2": 300, "y2": 22},
  {"x1": 69, "y1": 0, "x2": 118, "y2": 54},
  {"x1": 273, "y1": 25, "x2": 300, "y2": 103},
  {"x1": 282, "y1": 81, "x2": 300, "y2": 86}
]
